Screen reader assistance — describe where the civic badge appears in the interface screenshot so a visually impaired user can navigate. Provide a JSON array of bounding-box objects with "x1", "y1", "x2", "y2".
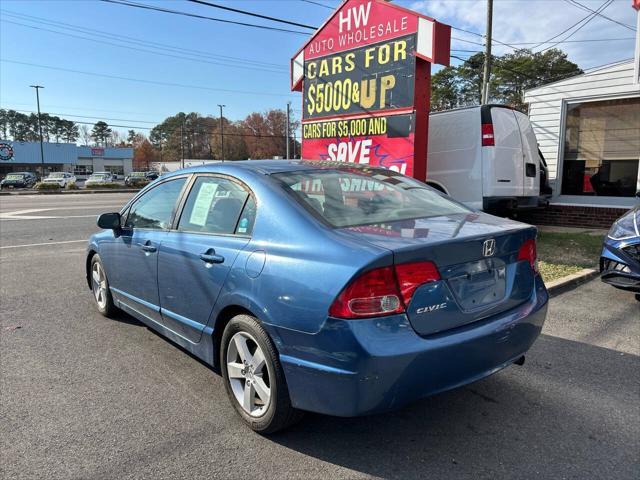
[{"x1": 482, "y1": 239, "x2": 496, "y2": 257}]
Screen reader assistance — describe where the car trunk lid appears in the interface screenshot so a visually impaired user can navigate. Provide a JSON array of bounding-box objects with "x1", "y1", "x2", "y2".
[{"x1": 336, "y1": 212, "x2": 537, "y2": 336}]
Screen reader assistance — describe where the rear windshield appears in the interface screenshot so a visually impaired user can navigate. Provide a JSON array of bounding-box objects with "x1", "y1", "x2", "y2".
[{"x1": 273, "y1": 167, "x2": 470, "y2": 228}]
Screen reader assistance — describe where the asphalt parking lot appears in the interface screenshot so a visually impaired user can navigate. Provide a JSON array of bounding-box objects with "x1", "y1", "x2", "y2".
[{"x1": 1, "y1": 192, "x2": 639, "y2": 480}]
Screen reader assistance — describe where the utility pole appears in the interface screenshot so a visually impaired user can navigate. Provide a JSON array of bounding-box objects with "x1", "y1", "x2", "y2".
[
  {"x1": 633, "y1": 0, "x2": 639, "y2": 85},
  {"x1": 286, "y1": 102, "x2": 291, "y2": 159},
  {"x1": 30, "y1": 85, "x2": 45, "y2": 178},
  {"x1": 180, "y1": 121, "x2": 185, "y2": 169},
  {"x1": 293, "y1": 131, "x2": 297, "y2": 159},
  {"x1": 481, "y1": 0, "x2": 493, "y2": 105},
  {"x1": 218, "y1": 104, "x2": 225, "y2": 159}
]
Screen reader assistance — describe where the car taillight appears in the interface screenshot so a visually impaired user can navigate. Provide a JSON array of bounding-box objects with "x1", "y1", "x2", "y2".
[
  {"x1": 481, "y1": 123, "x2": 495, "y2": 146},
  {"x1": 329, "y1": 261, "x2": 440, "y2": 319},
  {"x1": 394, "y1": 261, "x2": 440, "y2": 305},
  {"x1": 517, "y1": 239, "x2": 537, "y2": 273}
]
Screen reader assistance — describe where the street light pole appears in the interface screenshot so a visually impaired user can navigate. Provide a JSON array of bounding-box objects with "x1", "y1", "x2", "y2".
[
  {"x1": 30, "y1": 85, "x2": 45, "y2": 178},
  {"x1": 218, "y1": 104, "x2": 225, "y2": 159}
]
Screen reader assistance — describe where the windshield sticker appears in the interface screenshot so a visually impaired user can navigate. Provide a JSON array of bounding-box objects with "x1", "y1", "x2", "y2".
[{"x1": 189, "y1": 182, "x2": 218, "y2": 226}]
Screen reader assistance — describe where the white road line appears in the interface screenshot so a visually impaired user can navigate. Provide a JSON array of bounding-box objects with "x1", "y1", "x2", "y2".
[
  {"x1": 0, "y1": 239, "x2": 87, "y2": 249},
  {"x1": 0, "y1": 215, "x2": 97, "y2": 221}
]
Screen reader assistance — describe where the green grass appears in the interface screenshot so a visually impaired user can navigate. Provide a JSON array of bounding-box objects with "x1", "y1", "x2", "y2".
[{"x1": 536, "y1": 231, "x2": 605, "y2": 282}]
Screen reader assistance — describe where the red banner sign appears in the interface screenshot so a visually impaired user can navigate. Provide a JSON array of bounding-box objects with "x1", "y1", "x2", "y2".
[{"x1": 301, "y1": 113, "x2": 415, "y2": 176}]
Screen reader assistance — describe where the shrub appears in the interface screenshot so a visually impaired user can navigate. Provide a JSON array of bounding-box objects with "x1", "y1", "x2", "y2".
[
  {"x1": 35, "y1": 182, "x2": 61, "y2": 190},
  {"x1": 66, "y1": 182, "x2": 79, "y2": 190},
  {"x1": 85, "y1": 182, "x2": 123, "y2": 189}
]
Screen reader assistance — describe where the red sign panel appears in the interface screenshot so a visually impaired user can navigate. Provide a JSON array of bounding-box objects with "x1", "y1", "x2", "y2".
[
  {"x1": 301, "y1": 113, "x2": 415, "y2": 176},
  {"x1": 91, "y1": 148, "x2": 104, "y2": 157},
  {"x1": 304, "y1": 0, "x2": 418, "y2": 60}
]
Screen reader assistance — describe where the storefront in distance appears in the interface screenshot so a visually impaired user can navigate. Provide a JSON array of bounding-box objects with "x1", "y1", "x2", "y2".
[{"x1": 0, "y1": 141, "x2": 133, "y2": 179}]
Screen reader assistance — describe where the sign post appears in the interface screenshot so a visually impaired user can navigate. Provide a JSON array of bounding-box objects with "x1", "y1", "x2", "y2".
[{"x1": 291, "y1": 0, "x2": 450, "y2": 180}]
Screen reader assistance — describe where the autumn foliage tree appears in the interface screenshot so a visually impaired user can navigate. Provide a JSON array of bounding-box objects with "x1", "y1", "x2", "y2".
[{"x1": 133, "y1": 139, "x2": 156, "y2": 170}]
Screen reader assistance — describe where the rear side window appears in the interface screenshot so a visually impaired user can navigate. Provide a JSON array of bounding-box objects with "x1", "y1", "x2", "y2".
[
  {"x1": 125, "y1": 177, "x2": 186, "y2": 230},
  {"x1": 178, "y1": 176, "x2": 252, "y2": 235},
  {"x1": 273, "y1": 167, "x2": 470, "y2": 228}
]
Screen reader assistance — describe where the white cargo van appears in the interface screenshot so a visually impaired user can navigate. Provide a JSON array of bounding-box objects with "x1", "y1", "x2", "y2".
[{"x1": 426, "y1": 105, "x2": 551, "y2": 212}]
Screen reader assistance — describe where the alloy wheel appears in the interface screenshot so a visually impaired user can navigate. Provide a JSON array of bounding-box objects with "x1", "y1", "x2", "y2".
[
  {"x1": 226, "y1": 331, "x2": 271, "y2": 417},
  {"x1": 92, "y1": 262, "x2": 107, "y2": 310}
]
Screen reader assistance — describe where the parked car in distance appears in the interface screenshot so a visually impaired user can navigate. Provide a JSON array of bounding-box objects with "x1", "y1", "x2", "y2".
[
  {"x1": 43, "y1": 172, "x2": 76, "y2": 188},
  {"x1": 0, "y1": 172, "x2": 38, "y2": 189},
  {"x1": 427, "y1": 105, "x2": 552, "y2": 213},
  {"x1": 87, "y1": 160, "x2": 548, "y2": 433},
  {"x1": 600, "y1": 203, "x2": 640, "y2": 300},
  {"x1": 124, "y1": 171, "x2": 151, "y2": 187},
  {"x1": 124, "y1": 171, "x2": 159, "y2": 186},
  {"x1": 85, "y1": 172, "x2": 115, "y2": 187}
]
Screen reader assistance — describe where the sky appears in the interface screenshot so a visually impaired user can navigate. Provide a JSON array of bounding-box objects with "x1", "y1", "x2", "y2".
[{"x1": 0, "y1": 0, "x2": 638, "y2": 137}]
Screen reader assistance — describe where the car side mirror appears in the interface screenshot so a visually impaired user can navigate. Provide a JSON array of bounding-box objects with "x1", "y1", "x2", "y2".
[{"x1": 97, "y1": 212, "x2": 121, "y2": 230}]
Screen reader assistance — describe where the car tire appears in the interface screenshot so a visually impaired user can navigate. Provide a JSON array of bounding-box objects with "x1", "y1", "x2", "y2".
[
  {"x1": 221, "y1": 314, "x2": 303, "y2": 434},
  {"x1": 90, "y1": 254, "x2": 117, "y2": 317}
]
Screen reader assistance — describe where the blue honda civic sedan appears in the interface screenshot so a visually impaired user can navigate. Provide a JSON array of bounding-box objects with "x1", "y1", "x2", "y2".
[{"x1": 86, "y1": 160, "x2": 548, "y2": 433}]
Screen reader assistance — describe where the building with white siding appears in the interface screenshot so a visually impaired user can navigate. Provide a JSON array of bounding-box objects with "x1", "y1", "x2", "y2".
[{"x1": 522, "y1": 60, "x2": 639, "y2": 227}]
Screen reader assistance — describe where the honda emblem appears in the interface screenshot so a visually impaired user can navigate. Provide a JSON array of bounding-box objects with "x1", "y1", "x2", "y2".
[{"x1": 482, "y1": 239, "x2": 496, "y2": 257}]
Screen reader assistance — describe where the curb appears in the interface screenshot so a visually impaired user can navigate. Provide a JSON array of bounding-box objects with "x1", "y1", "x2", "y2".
[
  {"x1": 0, "y1": 189, "x2": 139, "y2": 196},
  {"x1": 546, "y1": 268, "x2": 599, "y2": 297}
]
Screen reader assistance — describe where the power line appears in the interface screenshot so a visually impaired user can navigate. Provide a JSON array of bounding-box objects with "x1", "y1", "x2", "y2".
[
  {"x1": 565, "y1": 0, "x2": 636, "y2": 31},
  {"x1": 99, "y1": 0, "x2": 311, "y2": 35},
  {"x1": 187, "y1": 0, "x2": 316, "y2": 30},
  {"x1": 2, "y1": 112, "x2": 297, "y2": 139},
  {"x1": 539, "y1": 0, "x2": 614, "y2": 52},
  {"x1": 0, "y1": 59, "x2": 297, "y2": 97},
  {"x1": 299, "y1": 0, "x2": 335, "y2": 10},
  {"x1": 528, "y1": 0, "x2": 611, "y2": 51},
  {"x1": 5, "y1": 109, "x2": 158, "y2": 125},
  {"x1": 0, "y1": 19, "x2": 288, "y2": 74},
  {"x1": 0, "y1": 9, "x2": 286, "y2": 69},
  {"x1": 502, "y1": 37, "x2": 635, "y2": 45}
]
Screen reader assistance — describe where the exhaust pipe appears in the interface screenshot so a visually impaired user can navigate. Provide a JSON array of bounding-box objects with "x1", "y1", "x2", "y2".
[{"x1": 514, "y1": 355, "x2": 525, "y2": 366}]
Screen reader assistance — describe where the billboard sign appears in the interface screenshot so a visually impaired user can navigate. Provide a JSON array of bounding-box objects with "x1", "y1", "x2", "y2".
[
  {"x1": 292, "y1": 0, "x2": 451, "y2": 181},
  {"x1": 303, "y1": 35, "x2": 416, "y2": 121}
]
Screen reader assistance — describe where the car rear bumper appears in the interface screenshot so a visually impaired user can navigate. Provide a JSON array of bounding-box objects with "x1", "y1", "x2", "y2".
[{"x1": 274, "y1": 275, "x2": 548, "y2": 417}]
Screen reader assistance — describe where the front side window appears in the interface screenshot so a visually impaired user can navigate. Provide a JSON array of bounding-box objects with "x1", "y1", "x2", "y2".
[
  {"x1": 561, "y1": 97, "x2": 640, "y2": 197},
  {"x1": 273, "y1": 167, "x2": 470, "y2": 228},
  {"x1": 178, "y1": 176, "x2": 252, "y2": 235},
  {"x1": 125, "y1": 177, "x2": 186, "y2": 229}
]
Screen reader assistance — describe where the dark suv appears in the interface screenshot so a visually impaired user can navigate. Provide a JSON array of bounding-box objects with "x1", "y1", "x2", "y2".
[{"x1": 0, "y1": 172, "x2": 38, "y2": 189}]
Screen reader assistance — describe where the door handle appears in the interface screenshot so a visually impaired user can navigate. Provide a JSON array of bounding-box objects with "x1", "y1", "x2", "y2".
[
  {"x1": 140, "y1": 242, "x2": 157, "y2": 253},
  {"x1": 200, "y1": 249, "x2": 224, "y2": 264}
]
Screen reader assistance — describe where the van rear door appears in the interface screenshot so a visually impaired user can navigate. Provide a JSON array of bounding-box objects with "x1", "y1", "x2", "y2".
[
  {"x1": 513, "y1": 110, "x2": 540, "y2": 197},
  {"x1": 484, "y1": 106, "x2": 523, "y2": 197}
]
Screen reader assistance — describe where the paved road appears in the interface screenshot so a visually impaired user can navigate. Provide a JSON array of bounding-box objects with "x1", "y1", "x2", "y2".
[{"x1": 1, "y1": 193, "x2": 639, "y2": 479}]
